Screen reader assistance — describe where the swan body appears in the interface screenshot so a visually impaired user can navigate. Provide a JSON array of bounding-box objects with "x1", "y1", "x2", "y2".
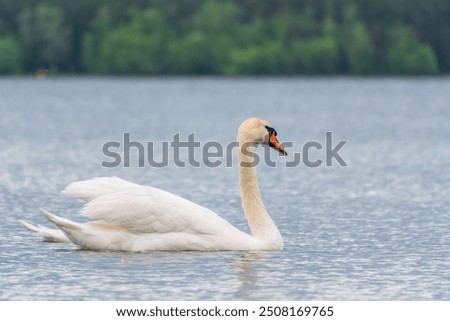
[{"x1": 21, "y1": 118, "x2": 287, "y2": 251}]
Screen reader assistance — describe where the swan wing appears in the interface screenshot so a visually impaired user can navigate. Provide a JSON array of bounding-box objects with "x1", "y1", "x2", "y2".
[
  {"x1": 65, "y1": 177, "x2": 239, "y2": 236},
  {"x1": 62, "y1": 176, "x2": 142, "y2": 201}
]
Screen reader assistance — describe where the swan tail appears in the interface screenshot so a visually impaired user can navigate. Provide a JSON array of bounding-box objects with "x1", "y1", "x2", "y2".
[
  {"x1": 42, "y1": 210, "x2": 101, "y2": 249},
  {"x1": 62, "y1": 177, "x2": 139, "y2": 202},
  {"x1": 43, "y1": 209, "x2": 82, "y2": 233},
  {"x1": 20, "y1": 216, "x2": 70, "y2": 243}
]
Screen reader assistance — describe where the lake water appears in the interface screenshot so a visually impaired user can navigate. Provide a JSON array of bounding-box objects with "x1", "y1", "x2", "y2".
[{"x1": 0, "y1": 77, "x2": 449, "y2": 300}]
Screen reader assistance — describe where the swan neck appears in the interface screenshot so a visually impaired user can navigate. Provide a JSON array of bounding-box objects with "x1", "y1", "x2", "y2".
[{"x1": 238, "y1": 143, "x2": 280, "y2": 239}]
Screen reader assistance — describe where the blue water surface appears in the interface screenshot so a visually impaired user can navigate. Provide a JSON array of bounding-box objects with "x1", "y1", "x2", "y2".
[{"x1": 0, "y1": 77, "x2": 449, "y2": 300}]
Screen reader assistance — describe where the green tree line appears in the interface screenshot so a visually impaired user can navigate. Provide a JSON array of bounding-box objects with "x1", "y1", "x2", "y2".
[{"x1": 0, "y1": 0, "x2": 448, "y2": 75}]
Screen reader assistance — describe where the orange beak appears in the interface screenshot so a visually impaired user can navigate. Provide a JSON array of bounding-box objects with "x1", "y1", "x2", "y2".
[{"x1": 269, "y1": 132, "x2": 287, "y2": 156}]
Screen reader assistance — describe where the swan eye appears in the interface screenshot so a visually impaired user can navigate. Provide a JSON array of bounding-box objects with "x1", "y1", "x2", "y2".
[{"x1": 265, "y1": 125, "x2": 277, "y2": 136}]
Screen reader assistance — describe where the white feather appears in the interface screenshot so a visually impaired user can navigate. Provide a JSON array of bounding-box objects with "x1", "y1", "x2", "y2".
[{"x1": 20, "y1": 214, "x2": 69, "y2": 243}]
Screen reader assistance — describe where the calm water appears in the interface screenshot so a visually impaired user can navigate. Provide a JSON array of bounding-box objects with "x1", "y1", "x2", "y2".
[{"x1": 0, "y1": 77, "x2": 449, "y2": 300}]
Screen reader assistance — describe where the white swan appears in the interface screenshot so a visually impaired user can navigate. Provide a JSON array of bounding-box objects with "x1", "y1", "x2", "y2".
[{"x1": 20, "y1": 117, "x2": 287, "y2": 251}]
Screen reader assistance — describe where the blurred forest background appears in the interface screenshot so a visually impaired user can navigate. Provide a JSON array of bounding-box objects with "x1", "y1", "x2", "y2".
[{"x1": 0, "y1": 0, "x2": 449, "y2": 75}]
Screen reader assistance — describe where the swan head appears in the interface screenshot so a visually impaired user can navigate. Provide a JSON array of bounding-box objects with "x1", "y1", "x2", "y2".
[{"x1": 238, "y1": 117, "x2": 287, "y2": 156}]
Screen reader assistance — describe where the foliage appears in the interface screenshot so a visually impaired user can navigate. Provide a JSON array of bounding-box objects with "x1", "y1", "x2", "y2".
[
  {"x1": 82, "y1": 6, "x2": 112, "y2": 73},
  {"x1": 291, "y1": 36, "x2": 340, "y2": 74},
  {"x1": 0, "y1": 0, "x2": 447, "y2": 75},
  {"x1": 0, "y1": 35, "x2": 22, "y2": 74},
  {"x1": 386, "y1": 25, "x2": 439, "y2": 74},
  {"x1": 17, "y1": 3, "x2": 71, "y2": 72},
  {"x1": 227, "y1": 41, "x2": 284, "y2": 75},
  {"x1": 340, "y1": 4, "x2": 374, "y2": 74},
  {"x1": 91, "y1": 8, "x2": 168, "y2": 74}
]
